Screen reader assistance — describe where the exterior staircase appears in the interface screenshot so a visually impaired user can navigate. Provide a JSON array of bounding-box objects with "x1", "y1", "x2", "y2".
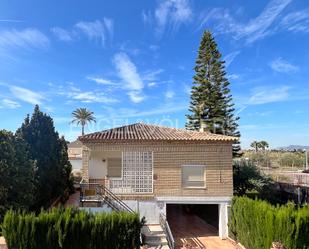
[
  {"x1": 142, "y1": 225, "x2": 170, "y2": 249},
  {"x1": 79, "y1": 181, "x2": 134, "y2": 213}
]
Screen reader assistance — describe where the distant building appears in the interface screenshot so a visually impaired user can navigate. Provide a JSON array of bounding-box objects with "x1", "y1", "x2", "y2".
[{"x1": 68, "y1": 140, "x2": 83, "y2": 174}]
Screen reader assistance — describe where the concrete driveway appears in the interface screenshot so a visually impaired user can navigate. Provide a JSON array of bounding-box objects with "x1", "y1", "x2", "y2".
[{"x1": 167, "y1": 205, "x2": 237, "y2": 249}]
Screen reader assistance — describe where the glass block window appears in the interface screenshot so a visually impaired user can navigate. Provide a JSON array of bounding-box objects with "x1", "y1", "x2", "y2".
[
  {"x1": 110, "y1": 151, "x2": 153, "y2": 194},
  {"x1": 182, "y1": 165, "x2": 205, "y2": 188}
]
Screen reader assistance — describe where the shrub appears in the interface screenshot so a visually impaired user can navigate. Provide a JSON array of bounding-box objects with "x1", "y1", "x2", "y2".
[
  {"x1": 229, "y1": 197, "x2": 309, "y2": 249},
  {"x1": 2, "y1": 207, "x2": 142, "y2": 249}
]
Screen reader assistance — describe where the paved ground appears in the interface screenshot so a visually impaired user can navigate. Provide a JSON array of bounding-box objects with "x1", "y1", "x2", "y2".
[
  {"x1": 167, "y1": 206, "x2": 237, "y2": 249},
  {"x1": 65, "y1": 191, "x2": 80, "y2": 207}
]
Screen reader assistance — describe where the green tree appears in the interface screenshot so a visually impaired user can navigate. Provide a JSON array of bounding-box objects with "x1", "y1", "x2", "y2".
[
  {"x1": 0, "y1": 130, "x2": 34, "y2": 222},
  {"x1": 259, "y1": 141, "x2": 269, "y2": 150},
  {"x1": 250, "y1": 141, "x2": 260, "y2": 153},
  {"x1": 233, "y1": 159, "x2": 270, "y2": 196},
  {"x1": 186, "y1": 30, "x2": 241, "y2": 156},
  {"x1": 16, "y1": 105, "x2": 72, "y2": 209},
  {"x1": 71, "y1": 108, "x2": 96, "y2": 135}
]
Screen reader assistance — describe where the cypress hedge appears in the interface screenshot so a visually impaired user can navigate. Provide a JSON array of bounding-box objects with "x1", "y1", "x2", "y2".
[
  {"x1": 229, "y1": 197, "x2": 309, "y2": 249},
  {"x1": 2, "y1": 207, "x2": 142, "y2": 249}
]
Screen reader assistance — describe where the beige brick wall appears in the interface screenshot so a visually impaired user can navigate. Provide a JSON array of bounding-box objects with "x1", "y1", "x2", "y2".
[{"x1": 82, "y1": 141, "x2": 233, "y2": 198}]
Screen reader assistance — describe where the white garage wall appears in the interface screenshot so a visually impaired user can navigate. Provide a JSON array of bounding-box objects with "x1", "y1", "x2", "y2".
[{"x1": 124, "y1": 200, "x2": 161, "y2": 224}]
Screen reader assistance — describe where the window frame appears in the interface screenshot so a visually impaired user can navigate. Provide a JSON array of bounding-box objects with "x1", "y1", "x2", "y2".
[{"x1": 181, "y1": 164, "x2": 206, "y2": 189}]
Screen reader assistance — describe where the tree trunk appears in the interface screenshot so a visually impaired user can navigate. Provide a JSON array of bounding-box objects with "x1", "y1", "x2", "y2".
[{"x1": 82, "y1": 125, "x2": 84, "y2": 136}]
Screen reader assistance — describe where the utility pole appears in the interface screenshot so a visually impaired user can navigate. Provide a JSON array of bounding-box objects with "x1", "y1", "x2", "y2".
[{"x1": 305, "y1": 150, "x2": 309, "y2": 170}]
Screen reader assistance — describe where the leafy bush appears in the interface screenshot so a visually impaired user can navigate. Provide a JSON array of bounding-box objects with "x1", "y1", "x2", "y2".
[
  {"x1": 229, "y1": 197, "x2": 309, "y2": 249},
  {"x1": 233, "y1": 159, "x2": 270, "y2": 196},
  {"x1": 2, "y1": 207, "x2": 142, "y2": 249}
]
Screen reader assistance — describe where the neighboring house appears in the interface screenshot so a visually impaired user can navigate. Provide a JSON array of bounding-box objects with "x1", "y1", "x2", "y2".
[
  {"x1": 79, "y1": 123, "x2": 237, "y2": 239},
  {"x1": 68, "y1": 140, "x2": 83, "y2": 174}
]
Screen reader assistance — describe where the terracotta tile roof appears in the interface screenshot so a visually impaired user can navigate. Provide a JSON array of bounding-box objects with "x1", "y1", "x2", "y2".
[
  {"x1": 68, "y1": 140, "x2": 83, "y2": 148},
  {"x1": 79, "y1": 123, "x2": 238, "y2": 142}
]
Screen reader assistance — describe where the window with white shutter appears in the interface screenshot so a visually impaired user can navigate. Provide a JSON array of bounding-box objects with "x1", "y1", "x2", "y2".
[{"x1": 182, "y1": 165, "x2": 205, "y2": 188}]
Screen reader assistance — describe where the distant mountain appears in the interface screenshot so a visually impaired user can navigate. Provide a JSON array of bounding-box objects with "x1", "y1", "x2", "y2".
[{"x1": 277, "y1": 145, "x2": 309, "y2": 151}]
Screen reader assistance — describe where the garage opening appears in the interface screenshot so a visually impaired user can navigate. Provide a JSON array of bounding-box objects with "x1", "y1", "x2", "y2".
[
  {"x1": 166, "y1": 204, "x2": 219, "y2": 240},
  {"x1": 166, "y1": 204, "x2": 235, "y2": 248}
]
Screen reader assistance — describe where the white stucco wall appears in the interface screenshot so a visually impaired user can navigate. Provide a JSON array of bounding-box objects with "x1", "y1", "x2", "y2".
[
  {"x1": 70, "y1": 159, "x2": 82, "y2": 171},
  {"x1": 124, "y1": 200, "x2": 161, "y2": 224},
  {"x1": 89, "y1": 151, "x2": 121, "y2": 179}
]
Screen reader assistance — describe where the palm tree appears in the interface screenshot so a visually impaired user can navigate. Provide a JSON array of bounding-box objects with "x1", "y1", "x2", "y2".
[
  {"x1": 250, "y1": 141, "x2": 259, "y2": 153},
  {"x1": 71, "y1": 108, "x2": 96, "y2": 135}
]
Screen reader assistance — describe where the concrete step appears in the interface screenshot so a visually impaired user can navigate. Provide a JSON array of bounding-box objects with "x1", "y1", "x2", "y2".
[
  {"x1": 145, "y1": 245, "x2": 170, "y2": 249},
  {"x1": 145, "y1": 236, "x2": 168, "y2": 246},
  {"x1": 142, "y1": 225, "x2": 169, "y2": 248},
  {"x1": 142, "y1": 225, "x2": 164, "y2": 235}
]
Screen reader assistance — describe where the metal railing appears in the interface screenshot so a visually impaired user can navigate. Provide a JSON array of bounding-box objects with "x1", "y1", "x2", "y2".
[
  {"x1": 159, "y1": 213, "x2": 175, "y2": 249},
  {"x1": 102, "y1": 185, "x2": 134, "y2": 213},
  {"x1": 80, "y1": 179, "x2": 134, "y2": 213},
  {"x1": 276, "y1": 172, "x2": 309, "y2": 187}
]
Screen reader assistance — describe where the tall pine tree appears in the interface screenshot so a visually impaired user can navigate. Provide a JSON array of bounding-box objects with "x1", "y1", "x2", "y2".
[{"x1": 186, "y1": 30, "x2": 241, "y2": 156}]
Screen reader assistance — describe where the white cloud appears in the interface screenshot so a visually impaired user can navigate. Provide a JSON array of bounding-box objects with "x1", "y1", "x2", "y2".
[
  {"x1": 199, "y1": 0, "x2": 292, "y2": 44},
  {"x1": 155, "y1": 0, "x2": 192, "y2": 36},
  {"x1": 50, "y1": 27, "x2": 73, "y2": 41},
  {"x1": 270, "y1": 58, "x2": 299, "y2": 73},
  {"x1": 249, "y1": 86, "x2": 290, "y2": 105},
  {"x1": 127, "y1": 91, "x2": 145, "y2": 103},
  {"x1": 142, "y1": 69, "x2": 164, "y2": 81},
  {"x1": 223, "y1": 51, "x2": 240, "y2": 67},
  {"x1": 280, "y1": 9, "x2": 309, "y2": 33},
  {"x1": 113, "y1": 52, "x2": 145, "y2": 103},
  {"x1": 142, "y1": 10, "x2": 152, "y2": 24},
  {"x1": 2, "y1": 99, "x2": 21, "y2": 109},
  {"x1": 148, "y1": 82, "x2": 157, "y2": 87},
  {"x1": 165, "y1": 90, "x2": 175, "y2": 98},
  {"x1": 75, "y1": 19, "x2": 113, "y2": 46},
  {"x1": 0, "y1": 28, "x2": 49, "y2": 51},
  {"x1": 87, "y1": 76, "x2": 118, "y2": 85},
  {"x1": 227, "y1": 74, "x2": 240, "y2": 80},
  {"x1": 0, "y1": 19, "x2": 22, "y2": 23},
  {"x1": 101, "y1": 103, "x2": 187, "y2": 119},
  {"x1": 103, "y1": 18, "x2": 114, "y2": 38},
  {"x1": 70, "y1": 91, "x2": 118, "y2": 103},
  {"x1": 10, "y1": 86, "x2": 45, "y2": 105}
]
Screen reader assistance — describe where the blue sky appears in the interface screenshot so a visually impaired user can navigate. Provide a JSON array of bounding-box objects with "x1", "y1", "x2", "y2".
[{"x1": 0, "y1": 0, "x2": 309, "y2": 148}]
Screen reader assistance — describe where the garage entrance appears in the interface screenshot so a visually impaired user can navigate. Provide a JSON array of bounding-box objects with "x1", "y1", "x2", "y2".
[
  {"x1": 167, "y1": 204, "x2": 219, "y2": 235},
  {"x1": 166, "y1": 204, "x2": 236, "y2": 249}
]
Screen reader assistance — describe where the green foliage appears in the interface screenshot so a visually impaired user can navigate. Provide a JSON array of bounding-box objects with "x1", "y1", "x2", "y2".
[
  {"x1": 278, "y1": 152, "x2": 304, "y2": 168},
  {"x1": 71, "y1": 108, "x2": 96, "y2": 135},
  {"x1": 250, "y1": 140, "x2": 269, "y2": 152},
  {"x1": 16, "y1": 105, "x2": 73, "y2": 209},
  {"x1": 0, "y1": 130, "x2": 34, "y2": 224},
  {"x1": 2, "y1": 208, "x2": 142, "y2": 249},
  {"x1": 229, "y1": 197, "x2": 309, "y2": 249},
  {"x1": 243, "y1": 150, "x2": 306, "y2": 168},
  {"x1": 186, "y1": 30, "x2": 241, "y2": 156},
  {"x1": 233, "y1": 159, "x2": 270, "y2": 196}
]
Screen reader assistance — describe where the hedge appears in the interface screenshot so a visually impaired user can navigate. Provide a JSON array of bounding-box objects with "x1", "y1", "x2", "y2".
[
  {"x1": 229, "y1": 197, "x2": 309, "y2": 249},
  {"x1": 2, "y1": 207, "x2": 142, "y2": 249}
]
